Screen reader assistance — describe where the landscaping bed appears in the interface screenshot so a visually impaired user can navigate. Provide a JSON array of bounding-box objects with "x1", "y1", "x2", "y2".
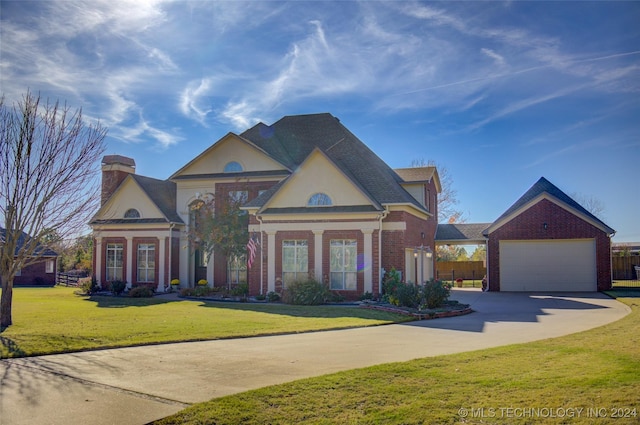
[{"x1": 359, "y1": 300, "x2": 472, "y2": 320}]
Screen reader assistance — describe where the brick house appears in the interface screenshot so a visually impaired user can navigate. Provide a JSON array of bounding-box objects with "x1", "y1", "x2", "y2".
[
  {"x1": 0, "y1": 228, "x2": 58, "y2": 286},
  {"x1": 483, "y1": 177, "x2": 615, "y2": 291},
  {"x1": 91, "y1": 113, "x2": 441, "y2": 298}
]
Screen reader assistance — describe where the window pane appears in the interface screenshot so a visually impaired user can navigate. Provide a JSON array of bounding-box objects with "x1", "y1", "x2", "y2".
[
  {"x1": 345, "y1": 272, "x2": 357, "y2": 290},
  {"x1": 330, "y1": 272, "x2": 343, "y2": 290}
]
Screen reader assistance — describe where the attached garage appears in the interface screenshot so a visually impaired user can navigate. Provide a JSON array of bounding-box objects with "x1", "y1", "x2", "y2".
[
  {"x1": 499, "y1": 239, "x2": 596, "y2": 291},
  {"x1": 484, "y1": 177, "x2": 615, "y2": 292}
]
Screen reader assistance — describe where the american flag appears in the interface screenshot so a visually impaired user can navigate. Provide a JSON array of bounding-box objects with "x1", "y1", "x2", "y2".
[{"x1": 246, "y1": 234, "x2": 259, "y2": 269}]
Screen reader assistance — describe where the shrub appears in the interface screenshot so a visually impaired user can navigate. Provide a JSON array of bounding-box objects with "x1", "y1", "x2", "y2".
[
  {"x1": 283, "y1": 279, "x2": 329, "y2": 305},
  {"x1": 360, "y1": 291, "x2": 374, "y2": 301},
  {"x1": 382, "y1": 268, "x2": 402, "y2": 296},
  {"x1": 129, "y1": 286, "x2": 154, "y2": 298},
  {"x1": 81, "y1": 276, "x2": 99, "y2": 295},
  {"x1": 231, "y1": 283, "x2": 249, "y2": 297},
  {"x1": 254, "y1": 294, "x2": 266, "y2": 301},
  {"x1": 396, "y1": 282, "x2": 421, "y2": 308},
  {"x1": 197, "y1": 279, "x2": 208, "y2": 286},
  {"x1": 109, "y1": 280, "x2": 127, "y2": 296},
  {"x1": 267, "y1": 291, "x2": 281, "y2": 302},
  {"x1": 421, "y1": 279, "x2": 451, "y2": 309}
]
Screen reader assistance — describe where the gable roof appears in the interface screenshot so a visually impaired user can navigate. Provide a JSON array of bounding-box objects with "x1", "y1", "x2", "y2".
[
  {"x1": 484, "y1": 177, "x2": 615, "y2": 236},
  {"x1": 0, "y1": 228, "x2": 58, "y2": 257},
  {"x1": 90, "y1": 175, "x2": 183, "y2": 225},
  {"x1": 239, "y1": 113, "x2": 426, "y2": 212}
]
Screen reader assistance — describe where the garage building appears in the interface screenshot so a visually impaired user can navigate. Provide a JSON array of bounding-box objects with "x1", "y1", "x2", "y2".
[{"x1": 484, "y1": 177, "x2": 615, "y2": 292}]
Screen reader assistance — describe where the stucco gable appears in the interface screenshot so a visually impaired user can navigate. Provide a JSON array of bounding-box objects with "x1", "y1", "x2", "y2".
[
  {"x1": 170, "y1": 133, "x2": 289, "y2": 179},
  {"x1": 256, "y1": 148, "x2": 382, "y2": 213},
  {"x1": 90, "y1": 175, "x2": 176, "y2": 224}
]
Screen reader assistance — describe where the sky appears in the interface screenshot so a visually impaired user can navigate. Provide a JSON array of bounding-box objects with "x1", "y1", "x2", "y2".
[{"x1": 1, "y1": 1, "x2": 639, "y2": 242}]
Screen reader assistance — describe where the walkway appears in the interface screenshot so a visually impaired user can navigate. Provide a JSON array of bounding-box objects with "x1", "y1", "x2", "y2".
[{"x1": 0, "y1": 290, "x2": 630, "y2": 425}]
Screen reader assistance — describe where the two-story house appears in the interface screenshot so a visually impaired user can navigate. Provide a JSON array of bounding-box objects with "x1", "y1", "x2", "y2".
[{"x1": 90, "y1": 113, "x2": 440, "y2": 299}]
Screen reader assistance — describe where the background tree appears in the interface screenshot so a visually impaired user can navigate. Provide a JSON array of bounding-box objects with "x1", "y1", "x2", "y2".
[
  {"x1": 0, "y1": 91, "x2": 106, "y2": 328},
  {"x1": 571, "y1": 192, "x2": 606, "y2": 221},
  {"x1": 187, "y1": 190, "x2": 249, "y2": 286},
  {"x1": 410, "y1": 158, "x2": 465, "y2": 223}
]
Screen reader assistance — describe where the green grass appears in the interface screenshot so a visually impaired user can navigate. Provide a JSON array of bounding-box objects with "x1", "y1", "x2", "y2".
[
  {"x1": 153, "y1": 292, "x2": 640, "y2": 425},
  {"x1": 0, "y1": 286, "x2": 413, "y2": 358}
]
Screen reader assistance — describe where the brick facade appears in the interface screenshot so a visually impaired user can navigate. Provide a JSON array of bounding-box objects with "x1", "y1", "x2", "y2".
[
  {"x1": 487, "y1": 199, "x2": 612, "y2": 291},
  {"x1": 13, "y1": 258, "x2": 57, "y2": 286}
]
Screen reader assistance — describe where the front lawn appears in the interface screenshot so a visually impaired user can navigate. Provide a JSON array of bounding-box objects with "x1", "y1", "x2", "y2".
[
  {"x1": 0, "y1": 286, "x2": 413, "y2": 358},
  {"x1": 153, "y1": 292, "x2": 640, "y2": 425}
]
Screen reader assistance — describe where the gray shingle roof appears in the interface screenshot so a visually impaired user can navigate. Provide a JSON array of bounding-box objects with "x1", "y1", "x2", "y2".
[
  {"x1": 436, "y1": 223, "x2": 492, "y2": 243},
  {"x1": 0, "y1": 228, "x2": 58, "y2": 256},
  {"x1": 239, "y1": 113, "x2": 424, "y2": 211},
  {"x1": 485, "y1": 177, "x2": 614, "y2": 235},
  {"x1": 129, "y1": 175, "x2": 184, "y2": 224}
]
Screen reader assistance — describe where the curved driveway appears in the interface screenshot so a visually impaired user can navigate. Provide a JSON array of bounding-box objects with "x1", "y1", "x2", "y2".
[{"x1": 0, "y1": 289, "x2": 629, "y2": 425}]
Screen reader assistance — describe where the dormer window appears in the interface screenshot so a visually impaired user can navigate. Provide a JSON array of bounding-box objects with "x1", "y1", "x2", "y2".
[
  {"x1": 224, "y1": 161, "x2": 243, "y2": 173},
  {"x1": 308, "y1": 193, "x2": 332, "y2": 206},
  {"x1": 124, "y1": 208, "x2": 140, "y2": 218}
]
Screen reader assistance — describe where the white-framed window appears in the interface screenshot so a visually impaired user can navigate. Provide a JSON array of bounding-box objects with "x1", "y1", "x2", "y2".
[
  {"x1": 46, "y1": 259, "x2": 55, "y2": 274},
  {"x1": 106, "y1": 243, "x2": 124, "y2": 281},
  {"x1": 308, "y1": 193, "x2": 332, "y2": 206},
  {"x1": 137, "y1": 243, "x2": 156, "y2": 283},
  {"x1": 330, "y1": 240, "x2": 357, "y2": 290},
  {"x1": 229, "y1": 190, "x2": 248, "y2": 203},
  {"x1": 224, "y1": 161, "x2": 243, "y2": 173},
  {"x1": 124, "y1": 208, "x2": 140, "y2": 218},
  {"x1": 228, "y1": 255, "x2": 247, "y2": 285},
  {"x1": 282, "y1": 240, "x2": 308, "y2": 285}
]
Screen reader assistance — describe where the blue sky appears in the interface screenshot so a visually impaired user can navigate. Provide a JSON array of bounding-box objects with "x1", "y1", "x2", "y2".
[{"x1": 1, "y1": 1, "x2": 638, "y2": 241}]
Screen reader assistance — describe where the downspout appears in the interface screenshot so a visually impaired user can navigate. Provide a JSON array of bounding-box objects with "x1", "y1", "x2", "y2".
[
  {"x1": 609, "y1": 230, "x2": 616, "y2": 289},
  {"x1": 378, "y1": 206, "x2": 389, "y2": 295}
]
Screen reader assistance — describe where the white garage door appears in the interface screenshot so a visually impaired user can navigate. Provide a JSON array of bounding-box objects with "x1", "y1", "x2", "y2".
[{"x1": 499, "y1": 239, "x2": 596, "y2": 291}]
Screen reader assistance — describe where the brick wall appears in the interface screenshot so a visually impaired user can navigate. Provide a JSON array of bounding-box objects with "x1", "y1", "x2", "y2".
[
  {"x1": 487, "y1": 199, "x2": 612, "y2": 291},
  {"x1": 13, "y1": 258, "x2": 57, "y2": 285}
]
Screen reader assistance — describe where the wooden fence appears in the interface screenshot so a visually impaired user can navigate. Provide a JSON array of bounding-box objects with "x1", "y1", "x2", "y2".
[
  {"x1": 436, "y1": 261, "x2": 486, "y2": 283},
  {"x1": 612, "y1": 255, "x2": 640, "y2": 283}
]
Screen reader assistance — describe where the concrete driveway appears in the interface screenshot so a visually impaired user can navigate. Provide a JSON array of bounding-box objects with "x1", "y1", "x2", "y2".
[{"x1": 0, "y1": 290, "x2": 630, "y2": 425}]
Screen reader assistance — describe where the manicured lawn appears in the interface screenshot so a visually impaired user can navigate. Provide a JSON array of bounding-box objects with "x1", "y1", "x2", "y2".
[
  {"x1": 0, "y1": 286, "x2": 413, "y2": 358},
  {"x1": 153, "y1": 292, "x2": 640, "y2": 425}
]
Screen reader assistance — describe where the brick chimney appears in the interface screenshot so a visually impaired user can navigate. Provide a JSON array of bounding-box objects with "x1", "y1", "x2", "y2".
[{"x1": 101, "y1": 155, "x2": 135, "y2": 206}]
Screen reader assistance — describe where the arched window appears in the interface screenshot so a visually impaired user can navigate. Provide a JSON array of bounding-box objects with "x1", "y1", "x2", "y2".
[
  {"x1": 124, "y1": 208, "x2": 140, "y2": 218},
  {"x1": 224, "y1": 161, "x2": 243, "y2": 173},
  {"x1": 308, "y1": 193, "x2": 332, "y2": 206}
]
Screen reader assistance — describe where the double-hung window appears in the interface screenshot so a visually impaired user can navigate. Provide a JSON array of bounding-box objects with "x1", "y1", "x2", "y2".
[
  {"x1": 282, "y1": 240, "x2": 308, "y2": 285},
  {"x1": 228, "y1": 255, "x2": 247, "y2": 285},
  {"x1": 137, "y1": 243, "x2": 155, "y2": 283},
  {"x1": 330, "y1": 240, "x2": 357, "y2": 290},
  {"x1": 106, "y1": 243, "x2": 124, "y2": 281}
]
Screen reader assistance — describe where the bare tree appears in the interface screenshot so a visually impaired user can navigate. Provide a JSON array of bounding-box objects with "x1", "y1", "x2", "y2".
[
  {"x1": 410, "y1": 158, "x2": 465, "y2": 223},
  {"x1": 0, "y1": 91, "x2": 106, "y2": 328},
  {"x1": 571, "y1": 192, "x2": 606, "y2": 221}
]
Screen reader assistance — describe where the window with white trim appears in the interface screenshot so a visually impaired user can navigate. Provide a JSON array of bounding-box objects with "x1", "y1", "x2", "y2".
[
  {"x1": 308, "y1": 193, "x2": 332, "y2": 206},
  {"x1": 46, "y1": 259, "x2": 55, "y2": 274},
  {"x1": 124, "y1": 208, "x2": 140, "y2": 218},
  {"x1": 137, "y1": 243, "x2": 156, "y2": 283},
  {"x1": 282, "y1": 240, "x2": 308, "y2": 285},
  {"x1": 330, "y1": 240, "x2": 357, "y2": 290},
  {"x1": 106, "y1": 243, "x2": 124, "y2": 281},
  {"x1": 228, "y1": 255, "x2": 247, "y2": 285},
  {"x1": 224, "y1": 161, "x2": 243, "y2": 173}
]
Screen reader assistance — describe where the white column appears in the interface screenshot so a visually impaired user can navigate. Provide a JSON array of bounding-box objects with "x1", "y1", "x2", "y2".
[
  {"x1": 157, "y1": 236, "x2": 166, "y2": 292},
  {"x1": 362, "y1": 229, "x2": 374, "y2": 293},
  {"x1": 126, "y1": 236, "x2": 133, "y2": 288},
  {"x1": 267, "y1": 230, "x2": 276, "y2": 292},
  {"x1": 207, "y1": 250, "x2": 214, "y2": 288},
  {"x1": 313, "y1": 230, "x2": 323, "y2": 282},
  {"x1": 95, "y1": 237, "x2": 103, "y2": 287}
]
